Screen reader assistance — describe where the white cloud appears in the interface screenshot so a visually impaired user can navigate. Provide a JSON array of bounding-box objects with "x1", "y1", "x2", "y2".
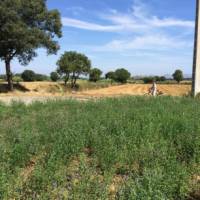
[
  {"x1": 62, "y1": 15, "x2": 194, "y2": 32},
  {"x1": 62, "y1": 0, "x2": 194, "y2": 54},
  {"x1": 92, "y1": 34, "x2": 192, "y2": 52},
  {"x1": 150, "y1": 16, "x2": 194, "y2": 28},
  {"x1": 62, "y1": 17, "x2": 122, "y2": 32},
  {"x1": 62, "y1": 0, "x2": 194, "y2": 32}
]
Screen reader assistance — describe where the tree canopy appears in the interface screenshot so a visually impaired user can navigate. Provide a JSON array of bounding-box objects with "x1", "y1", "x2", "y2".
[
  {"x1": 89, "y1": 68, "x2": 102, "y2": 82},
  {"x1": 57, "y1": 51, "x2": 91, "y2": 87},
  {"x1": 114, "y1": 68, "x2": 131, "y2": 83},
  {"x1": 21, "y1": 70, "x2": 35, "y2": 82},
  {"x1": 105, "y1": 71, "x2": 116, "y2": 80},
  {"x1": 50, "y1": 71, "x2": 59, "y2": 82},
  {"x1": 0, "y1": 0, "x2": 62, "y2": 90},
  {"x1": 172, "y1": 69, "x2": 184, "y2": 83}
]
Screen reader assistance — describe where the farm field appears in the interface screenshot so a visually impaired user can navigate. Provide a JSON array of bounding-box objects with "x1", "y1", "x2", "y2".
[
  {"x1": 0, "y1": 82, "x2": 191, "y2": 104},
  {"x1": 0, "y1": 96, "x2": 200, "y2": 199}
]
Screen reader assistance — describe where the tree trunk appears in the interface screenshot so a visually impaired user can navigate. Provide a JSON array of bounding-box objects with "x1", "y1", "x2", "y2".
[
  {"x1": 73, "y1": 77, "x2": 77, "y2": 87},
  {"x1": 64, "y1": 74, "x2": 69, "y2": 86},
  {"x1": 71, "y1": 77, "x2": 74, "y2": 88},
  {"x1": 64, "y1": 77, "x2": 67, "y2": 86},
  {"x1": 5, "y1": 60, "x2": 13, "y2": 91},
  {"x1": 71, "y1": 73, "x2": 75, "y2": 88}
]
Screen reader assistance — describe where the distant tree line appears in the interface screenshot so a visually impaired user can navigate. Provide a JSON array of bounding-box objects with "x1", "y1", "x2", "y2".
[
  {"x1": 142, "y1": 76, "x2": 166, "y2": 84},
  {"x1": 0, "y1": 70, "x2": 49, "y2": 82},
  {"x1": 0, "y1": 44, "x2": 185, "y2": 86},
  {"x1": 0, "y1": 67, "x2": 185, "y2": 85},
  {"x1": 54, "y1": 51, "x2": 131, "y2": 87},
  {"x1": 136, "y1": 69, "x2": 184, "y2": 84}
]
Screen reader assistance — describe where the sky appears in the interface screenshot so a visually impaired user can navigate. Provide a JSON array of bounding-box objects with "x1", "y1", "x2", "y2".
[{"x1": 0, "y1": 0, "x2": 196, "y2": 76}]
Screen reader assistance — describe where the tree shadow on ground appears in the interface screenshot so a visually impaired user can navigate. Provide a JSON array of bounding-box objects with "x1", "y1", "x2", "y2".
[{"x1": 0, "y1": 83, "x2": 30, "y2": 93}]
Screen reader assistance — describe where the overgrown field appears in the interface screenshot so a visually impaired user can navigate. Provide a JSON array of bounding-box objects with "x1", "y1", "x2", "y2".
[{"x1": 0, "y1": 97, "x2": 200, "y2": 199}]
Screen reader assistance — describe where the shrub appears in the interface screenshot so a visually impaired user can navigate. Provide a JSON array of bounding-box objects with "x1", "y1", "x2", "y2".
[
  {"x1": 50, "y1": 72, "x2": 59, "y2": 82},
  {"x1": 21, "y1": 70, "x2": 35, "y2": 82}
]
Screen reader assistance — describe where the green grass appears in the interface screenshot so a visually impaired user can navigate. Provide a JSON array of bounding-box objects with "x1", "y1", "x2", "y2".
[{"x1": 0, "y1": 96, "x2": 200, "y2": 199}]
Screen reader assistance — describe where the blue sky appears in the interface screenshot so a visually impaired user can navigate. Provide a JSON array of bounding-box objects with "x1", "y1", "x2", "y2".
[{"x1": 1, "y1": 0, "x2": 196, "y2": 76}]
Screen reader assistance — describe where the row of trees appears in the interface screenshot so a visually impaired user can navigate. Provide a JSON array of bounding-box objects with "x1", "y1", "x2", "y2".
[
  {"x1": 141, "y1": 70, "x2": 184, "y2": 84},
  {"x1": 50, "y1": 51, "x2": 131, "y2": 87},
  {"x1": 25, "y1": 67, "x2": 184, "y2": 84},
  {"x1": 0, "y1": 65, "x2": 184, "y2": 85},
  {"x1": 0, "y1": 45, "x2": 184, "y2": 85}
]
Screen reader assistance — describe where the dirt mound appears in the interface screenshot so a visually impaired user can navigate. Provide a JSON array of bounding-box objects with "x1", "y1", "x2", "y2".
[
  {"x1": 0, "y1": 82, "x2": 192, "y2": 104},
  {"x1": 20, "y1": 82, "x2": 63, "y2": 93},
  {"x1": 0, "y1": 82, "x2": 191, "y2": 97},
  {"x1": 79, "y1": 84, "x2": 191, "y2": 97}
]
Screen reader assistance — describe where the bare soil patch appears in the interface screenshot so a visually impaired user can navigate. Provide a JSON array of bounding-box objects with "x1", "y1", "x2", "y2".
[
  {"x1": 0, "y1": 82, "x2": 191, "y2": 104},
  {"x1": 79, "y1": 84, "x2": 191, "y2": 97}
]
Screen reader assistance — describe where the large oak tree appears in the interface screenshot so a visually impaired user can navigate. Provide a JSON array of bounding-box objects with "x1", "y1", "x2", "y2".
[
  {"x1": 57, "y1": 51, "x2": 91, "y2": 88},
  {"x1": 0, "y1": 0, "x2": 62, "y2": 90}
]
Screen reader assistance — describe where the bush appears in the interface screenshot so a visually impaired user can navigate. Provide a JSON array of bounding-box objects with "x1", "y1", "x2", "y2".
[
  {"x1": 50, "y1": 72, "x2": 59, "y2": 82},
  {"x1": 21, "y1": 70, "x2": 36, "y2": 82},
  {"x1": 114, "y1": 68, "x2": 131, "y2": 83}
]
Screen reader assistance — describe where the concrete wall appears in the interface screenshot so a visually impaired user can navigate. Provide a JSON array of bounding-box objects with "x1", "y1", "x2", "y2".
[{"x1": 192, "y1": 0, "x2": 200, "y2": 96}]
